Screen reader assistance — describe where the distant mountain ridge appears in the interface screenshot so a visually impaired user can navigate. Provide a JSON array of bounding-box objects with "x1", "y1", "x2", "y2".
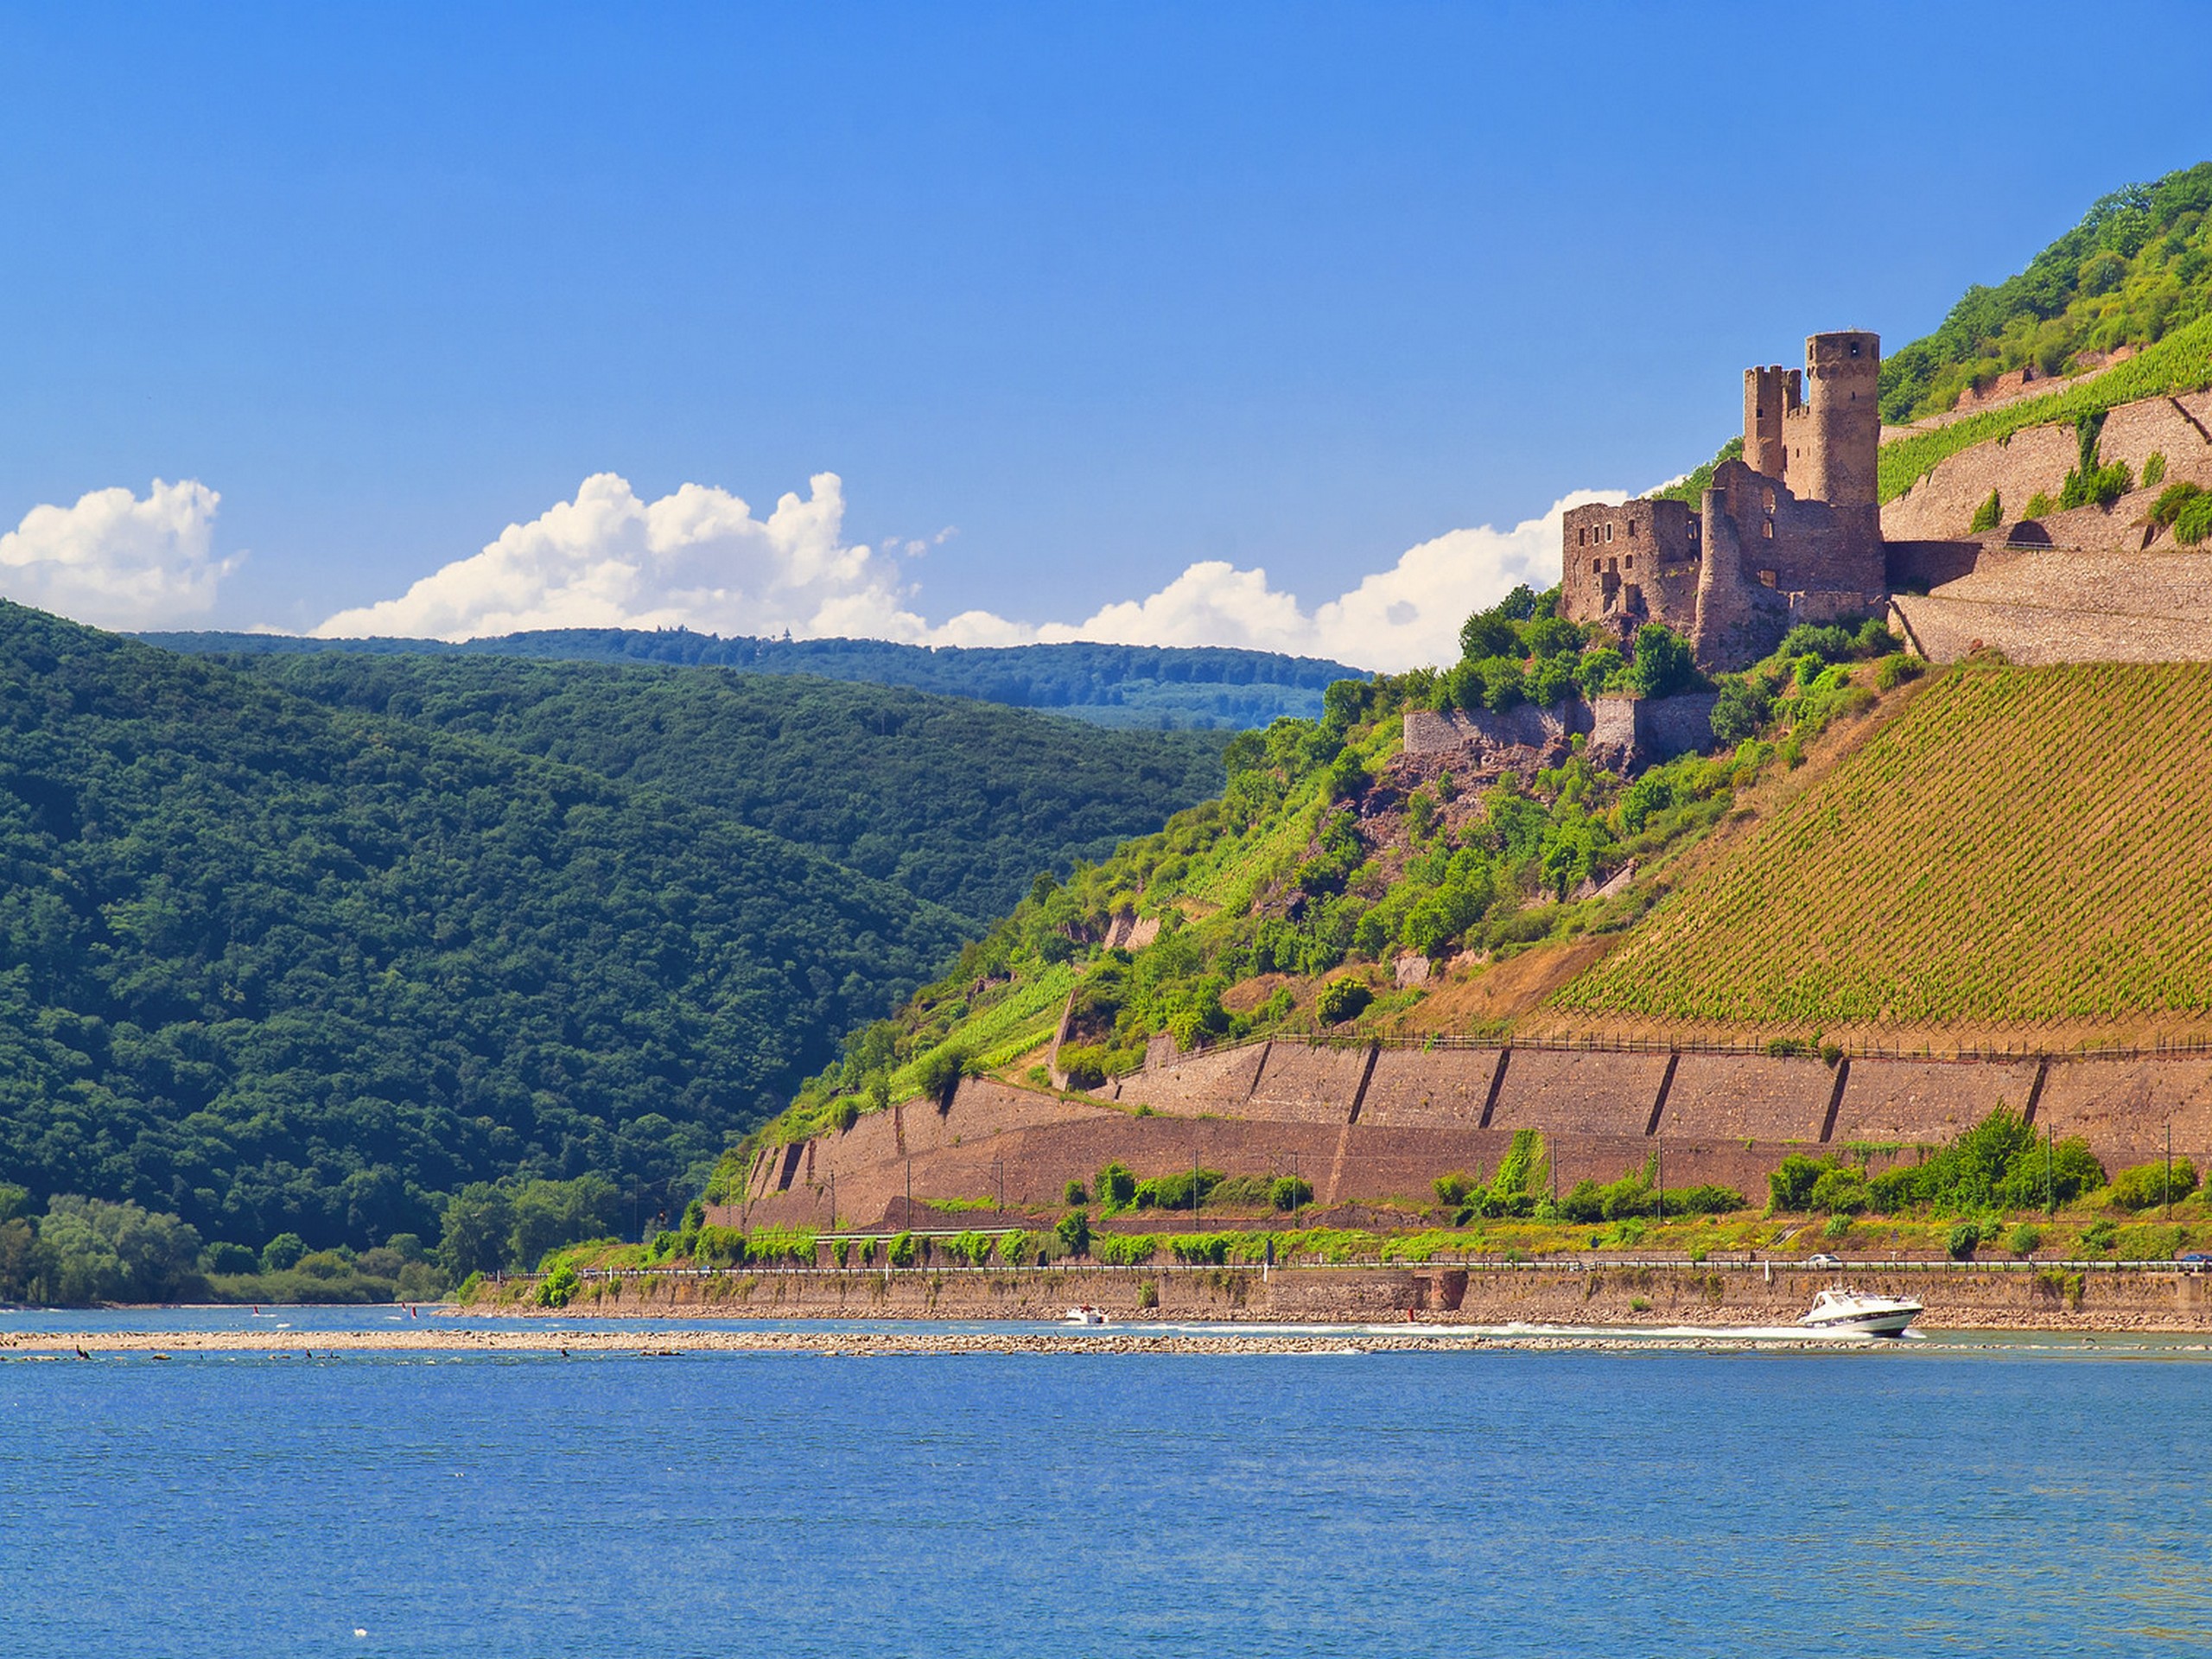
[{"x1": 141, "y1": 629, "x2": 1368, "y2": 731}]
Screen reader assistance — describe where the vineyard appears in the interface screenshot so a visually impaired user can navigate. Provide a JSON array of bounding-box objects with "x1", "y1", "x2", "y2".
[{"x1": 1552, "y1": 662, "x2": 2212, "y2": 1033}]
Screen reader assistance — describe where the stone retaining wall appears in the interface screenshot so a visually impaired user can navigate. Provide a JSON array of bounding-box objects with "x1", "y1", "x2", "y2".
[{"x1": 733, "y1": 1042, "x2": 2212, "y2": 1230}]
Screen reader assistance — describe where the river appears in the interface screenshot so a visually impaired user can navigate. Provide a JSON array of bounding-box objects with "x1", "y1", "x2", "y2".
[{"x1": 3, "y1": 1312, "x2": 2208, "y2": 1655}]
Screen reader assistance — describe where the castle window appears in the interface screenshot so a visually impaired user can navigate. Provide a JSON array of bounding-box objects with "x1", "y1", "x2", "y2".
[
  {"x1": 1592, "y1": 560, "x2": 1601, "y2": 575},
  {"x1": 1577, "y1": 528, "x2": 1586, "y2": 546},
  {"x1": 1762, "y1": 520, "x2": 1774, "y2": 539},
  {"x1": 1628, "y1": 519, "x2": 1637, "y2": 538},
  {"x1": 1624, "y1": 556, "x2": 1633, "y2": 569},
  {"x1": 1605, "y1": 523, "x2": 1613, "y2": 542}
]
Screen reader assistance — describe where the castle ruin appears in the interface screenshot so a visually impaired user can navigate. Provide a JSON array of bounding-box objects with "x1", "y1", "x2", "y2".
[{"x1": 1563, "y1": 332, "x2": 1888, "y2": 669}]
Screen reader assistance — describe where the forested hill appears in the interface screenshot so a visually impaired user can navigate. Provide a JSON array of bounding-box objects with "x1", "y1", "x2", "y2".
[
  {"x1": 0, "y1": 603, "x2": 967, "y2": 1249},
  {"x1": 1880, "y1": 161, "x2": 2212, "y2": 423},
  {"x1": 207, "y1": 652, "x2": 1229, "y2": 927},
  {"x1": 142, "y1": 630, "x2": 1364, "y2": 731}
]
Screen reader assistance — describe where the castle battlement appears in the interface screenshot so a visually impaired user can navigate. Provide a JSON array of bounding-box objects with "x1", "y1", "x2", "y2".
[{"x1": 1564, "y1": 332, "x2": 1887, "y2": 670}]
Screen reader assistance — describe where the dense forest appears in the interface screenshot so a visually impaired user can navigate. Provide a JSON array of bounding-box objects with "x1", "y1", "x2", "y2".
[
  {"x1": 0, "y1": 604, "x2": 977, "y2": 1252},
  {"x1": 143, "y1": 629, "x2": 1363, "y2": 730},
  {"x1": 1879, "y1": 162, "x2": 2212, "y2": 423},
  {"x1": 205, "y1": 654, "x2": 1227, "y2": 928}
]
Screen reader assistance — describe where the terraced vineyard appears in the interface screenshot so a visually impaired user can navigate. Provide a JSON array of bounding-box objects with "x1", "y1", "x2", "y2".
[{"x1": 1554, "y1": 663, "x2": 2212, "y2": 1031}]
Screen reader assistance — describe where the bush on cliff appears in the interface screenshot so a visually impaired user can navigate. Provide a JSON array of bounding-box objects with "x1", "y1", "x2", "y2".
[
  {"x1": 1053, "y1": 1211, "x2": 1091, "y2": 1257},
  {"x1": 2107, "y1": 1157, "x2": 2199, "y2": 1211},
  {"x1": 1315, "y1": 976, "x2": 1372, "y2": 1026}
]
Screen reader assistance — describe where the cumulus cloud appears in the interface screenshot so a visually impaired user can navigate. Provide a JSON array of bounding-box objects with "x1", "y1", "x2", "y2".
[
  {"x1": 314, "y1": 472, "x2": 930, "y2": 642},
  {"x1": 313, "y1": 470, "x2": 1626, "y2": 671},
  {"x1": 1027, "y1": 490, "x2": 1626, "y2": 671},
  {"x1": 0, "y1": 480, "x2": 232, "y2": 629}
]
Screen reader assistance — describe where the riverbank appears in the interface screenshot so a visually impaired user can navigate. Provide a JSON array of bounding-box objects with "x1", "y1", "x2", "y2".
[{"x1": 459, "y1": 1259, "x2": 2212, "y2": 1331}]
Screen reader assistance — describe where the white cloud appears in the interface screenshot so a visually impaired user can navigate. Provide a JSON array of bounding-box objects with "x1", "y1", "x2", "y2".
[
  {"x1": 311, "y1": 469, "x2": 1626, "y2": 672},
  {"x1": 0, "y1": 480, "x2": 232, "y2": 629},
  {"x1": 314, "y1": 471, "x2": 931, "y2": 642},
  {"x1": 1027, "y1": 490, "x2": 1626, "y2": 670}
]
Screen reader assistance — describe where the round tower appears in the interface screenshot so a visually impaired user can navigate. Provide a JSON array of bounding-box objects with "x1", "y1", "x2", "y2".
[{"x1": 1798, "y1": 331, "x2": 1880, "y2": 511}]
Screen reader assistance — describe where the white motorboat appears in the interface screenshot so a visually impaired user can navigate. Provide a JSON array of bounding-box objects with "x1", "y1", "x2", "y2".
[
  {"x1": 1063, "y1": 1306, "x2": 1108, "y2": 1326},
  {"x1": 1799, "y1": 1285, "x2": 1922, "y2": 1338}
]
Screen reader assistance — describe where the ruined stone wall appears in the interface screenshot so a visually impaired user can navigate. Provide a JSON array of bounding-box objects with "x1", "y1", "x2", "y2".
[
  {"x1": 1586, "y1": 692, "x2": 1721, "y2": 771},
  {"x1": 1744, "y1": 364, "x2": 1802, "y2": 479},
  {"x1": 1560, "y1": 499, "x2": 1700, "y2": 634},
  {"x1": 1402, "y1": 702, "x2": 1589, "y2": 757},
  {"x1": 1790, "y1": 330, "x2": 1883, "y2": 514}
]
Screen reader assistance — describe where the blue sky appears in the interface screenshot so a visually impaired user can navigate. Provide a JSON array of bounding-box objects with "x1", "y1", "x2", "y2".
[{"x1": 0, "y1": 1, "x2": 2206, "y2": 666}]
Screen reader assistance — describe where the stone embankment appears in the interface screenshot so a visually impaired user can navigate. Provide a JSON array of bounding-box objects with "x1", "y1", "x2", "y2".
[
  {"x1": 724, "y1": 1041, "x2": 2212, "y2": 1236},
  {"x1": 461, "y1": 1258, "x2": 2212, "y2": 1332}
]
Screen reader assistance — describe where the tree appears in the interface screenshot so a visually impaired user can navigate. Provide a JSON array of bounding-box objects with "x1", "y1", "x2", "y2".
[
  {"x1": 1458, "y1": 611, "x2": 1521, "y2": 662},
  {"x1": 1627, "y1": 625, "x2": 1699, "y2": 699},
  {"x1": 437, "y1": 1185, "x2": 514, "y2": 1279}
]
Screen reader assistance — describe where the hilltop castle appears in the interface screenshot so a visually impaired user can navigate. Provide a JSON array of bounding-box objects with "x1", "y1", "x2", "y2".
[{"x1": 1563, "y1": 332, "x2": 1888, "y2": 670}]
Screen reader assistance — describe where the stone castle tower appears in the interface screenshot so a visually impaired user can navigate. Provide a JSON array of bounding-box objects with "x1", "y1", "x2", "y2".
[{"x1": 1562, "y1": 331, "x2": 1887, "y2": 671}]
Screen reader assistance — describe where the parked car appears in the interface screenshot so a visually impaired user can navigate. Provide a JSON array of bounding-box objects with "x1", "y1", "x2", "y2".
[
  {"x1": 2177, "y1": 1252, "x2": 2212, "y2": 1269},
  {"x1": 1803, "y1": 1252, "x2": 1844, "y2": 1269}
]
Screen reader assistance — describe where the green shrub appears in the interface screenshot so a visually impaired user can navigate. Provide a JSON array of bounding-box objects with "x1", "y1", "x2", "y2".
[
  {"x1": 1808, "y1": 1167, "x2": 1870, "y2": 1215},
  {"x1": 1946, "y1": 1221, "x2": 1982, "y2": 1261},
  {"x1": 1136, "y1": 1278, "x2": 1160, "y2": 1309},
  {"x1": 2107, "y1": 1158, "x2": 2199, "y2": 1212},
  {"x1": 261, "y1": 1232, "x2": 308, "y2": 1273},
  {"x1": 2143, "y1": 452, "x2": 2167, "y2": 489},
  {"x1": 1769, "y1": 1154, "x2": 1832, "y2": 1212},
  {"x1": 914, "y1": 1046, "x2": 970, "y2": 1108},
  {"x1": 1058, "y1": 1044, "x2": 1109, "y2": 1090},
  {"x1": 1560, "y1": 1178, "x2": 1606, "y2": 1224},
  {"x1": 201, "y1": 1241, "x2": 259, "y2": 1276},
  {"x1": 2023, "y1": 490, "x2": 2056, "y2": 518},
  {"x1": 1054, "y1": 1211, "x2": 1091, "y2": 1257},
  {"x1": 1063, "y1": 1179, "x2": 1089, "y2": 1207},
  {"x1": 2082, "y1": 1218, "x2": 2117, "y2": 1255},
  {"x1": 1170, "y1": 1232, "x2": 1233, "y2": 1266},
  {"x1": 1135, "y1": 1169, "x2": 1222, "y2": 1212},
  {"x1": 1868, "y1": 1165, "x2": 1922, "y2": 1212},
  {"x1": 1968, "y1": 489, "x2": 2003, "y2": 533},
  {"x1": 1094, "y1": 1161, "x2": 1138, "y2": 1213},
  {"x1": 2007, "y1": 1223, "x2": 2044, "y2": 1258},
  {"x1": 887, "y1": 1230, "x2": 919, "y2": 1268},
  {"x1": 1821, "y1": 1213, "x2": 1853, "y2": 1242},
  {"x1": 535, "y1": 1260, "x2": 582, "y2": 1307},
  {"x1": 1269, "y1": 1175, "x2": 1313, "y2": 1211},
  {"x1": 2177, "y1": 493, "x2": 2212, "y2": 547},
  {"x1": 1315, "y1": 976, "x2": 1372, "y2": 1025},
  {"x1": 1873, "y1": 654, "x2": 1925, "y2": 692},
  {"x1": 1433, "y1": 1171, "x2": 1478, "y2": 1207},
  {"x1": 1092, "y1": 1232, "x2": 1156, "y2": 1267}
]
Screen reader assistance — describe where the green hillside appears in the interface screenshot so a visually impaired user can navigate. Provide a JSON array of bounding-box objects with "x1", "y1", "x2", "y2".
[
  {"x1": 143, "y1": 630, "x2": 1363, "y2": 731},
  {"x1": 0, "y1": 604, "x2": 963, "y2": 1249},
  {"x1": 204, "y1": 652, "x2": 1227, "y2": 928},
  {"x1": 1552, "y1": 661, "x2": 2212, "y2": 1033},
  {"x1": 1660, "y1": 162, "x2": 2212, "y2": 506},
  {"x1": 1880, "y1": 162, "x2": 2212, "y2": 423},
  {"x1": 742, "y1": 600, "x2": 1915, "y2": 1160}
]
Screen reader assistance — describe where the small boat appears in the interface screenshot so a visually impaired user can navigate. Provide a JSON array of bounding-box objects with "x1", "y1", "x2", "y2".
[
  {"x1": 1799, "y1": 1285, "x2": 1922, "y2": 1338},
  {"x1": 1063, "y1": 1306, "x2": 1108, "y2": 1326}
]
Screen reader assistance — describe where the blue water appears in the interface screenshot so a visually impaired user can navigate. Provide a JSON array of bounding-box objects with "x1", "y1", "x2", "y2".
[{"x1": 5, "y1": 1319, "x2": 2210, "y2": 1656}]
